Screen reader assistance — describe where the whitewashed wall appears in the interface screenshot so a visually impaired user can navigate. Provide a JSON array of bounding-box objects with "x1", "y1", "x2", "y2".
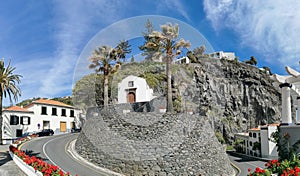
[{"x1": 118, "y1": 75, "x2": 155, "y2": 104}]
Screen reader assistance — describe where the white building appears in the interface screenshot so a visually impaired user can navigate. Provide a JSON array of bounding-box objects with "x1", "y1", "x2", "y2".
[
  {"x1": 209, "y1": 51, "x2": 235, "y2": 60},
  {"x1": 118, "y1": 75, "x2": 156, "y2": 104},
  {"x1": 2, "y1": 106, "x2": 34, "y2": 143},
  {"x1": 234, "y1": 132, "x2": 248, "y2": 154},
  {"x1": 175, "y1": 56, "x2": 190, "y2": 64},
  {"x1": 248, "y1": 127, "x2": 261, "y2": 157},
  {"x1": 235, "y1": 124, "x2": 279, "y2": 159},
  {"x1": 2, "y1": 98, "x2": 81, "y2": 144}
]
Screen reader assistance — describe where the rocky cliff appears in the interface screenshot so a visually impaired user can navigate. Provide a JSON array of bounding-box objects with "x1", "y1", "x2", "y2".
[
  {"x1": 75, "y1": 58, "x2": 281, "y2": 175},
  {"x1": 177, "y1": 58, "x2": 281, "y2": 143}
]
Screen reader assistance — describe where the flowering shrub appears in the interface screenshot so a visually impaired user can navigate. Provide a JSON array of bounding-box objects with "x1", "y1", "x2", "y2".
[
  {"x1": 265, "y1": 159, "x2": 281, "y2": 173},
  {"x1": 247, "y1": 167, "x2": 269, "y2": 176},
  {"x1": 9, "y1": 135, "x2": 77, "y2": 176},
  {"x1": 248, "y1": 159, "x2": 300, "y2": 176},
  {"x1": 10, "y1": 145, "x2": 74, "y2": 176}
]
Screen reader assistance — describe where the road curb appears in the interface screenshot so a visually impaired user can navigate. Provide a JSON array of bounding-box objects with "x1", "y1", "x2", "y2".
[
  {"x1": 227, "y1": 151, "x2": 273, "y2": 162},
  {"x1": 230, "y1": 162, "x2": 241, "y2": 176},
  {"x1": 67, "y1": 139, "x2": 125, "y2": 176}
]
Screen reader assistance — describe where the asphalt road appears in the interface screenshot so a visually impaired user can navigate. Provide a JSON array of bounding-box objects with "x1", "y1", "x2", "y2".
[
  {"x1": 21, "y1": 133, "x2": 111, "y2": 176},
  {"x1": 227, "y1": 151, "x2": 268, "y2": 176},
  {"x1": 20, "y1": 134, "x2": 268, "y2": 176}
]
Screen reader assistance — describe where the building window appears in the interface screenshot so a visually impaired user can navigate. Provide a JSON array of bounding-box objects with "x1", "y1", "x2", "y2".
[
  {"x1": 128, "y1": 81, "x2": 134, "y2": 87},
  {"x1": 52, "y1": 108, "x2": 57, "y2": 116},
  {"x1": 249, "y1": 132, "x2": 252, "y2": 137},
  {"x1": 61, "y1": 109, "x2": 66, "y2": 116},
  {"x1": 249, "y1": 141, "x2": 252, "y2": 146},
  {"x1": 253, "y1": 133, "x2": 257, "y2": 138},
  {"x1": 21, "y1": 116, "x2": 30, "y2": 125},
  {"x1": 10, "y1": 115, "x2": 19, "y2": 125},
  {"x1": 70, "y1": 110, "x2": 74, "y2": 117},
  {"x1": 41, "y1": 106, "x2": 47, "y2": 115}
]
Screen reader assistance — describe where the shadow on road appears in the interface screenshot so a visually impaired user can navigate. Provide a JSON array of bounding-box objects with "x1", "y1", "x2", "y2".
[
  {"x1": 0, "y1": 151, "x2": 12, "y2": 166},
  {"x1": 227, "y1": 151, "x2": 269, "y2": 163},
  {"x1": 24, "y1": 150, "x2": 49, "y2": 161}
]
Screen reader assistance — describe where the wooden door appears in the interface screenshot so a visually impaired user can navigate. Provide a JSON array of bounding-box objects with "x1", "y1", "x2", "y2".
[
  {"x1": 127, "y1": 92, "x2": 136, "y2": 103},
  {"x1": 60, "y1": 122, "x2": 67, "y2": 132}
]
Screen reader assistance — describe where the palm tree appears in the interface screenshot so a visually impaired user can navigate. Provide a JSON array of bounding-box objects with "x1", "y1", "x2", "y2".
[
  {"x1": 140, "y1": 22, "x2": 190, "y2": 112},
  {"x1": 0, "y1": 59, "x2": 22, "y2": 144},
  {"x1": 88, "y1": 41, "x2": 131, "y2": 107}
]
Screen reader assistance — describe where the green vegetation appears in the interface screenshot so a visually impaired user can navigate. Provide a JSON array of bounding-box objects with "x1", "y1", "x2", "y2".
[
  {"x1": 51, "y1": 97, "x2": 73, "y2": 106},
  {"x1": 252, "y1": 141, "x2": 261, "y2": 151},
  {"x1": 139, "y1": 72, "x2": 166, "y2": 90},
  {"x1": 186, "y1": 45, "x2": 207, "y2": 63},
  {"x1": 226, "y1": 145, "x2": 234, "y2": 151},
  {"x1": 271, "y1": 127, "x2": 300, "y2": 161},
  {"x1": 139, "y1": 21, "x2": 190, "y2": 112},
  {"x1": 0, "y1": 59, "x2": 22, "y2": 144},
  {"x1": 17, "y1": 97, "x2": 40, "y2": 107},
  {"x1": 248, "y1": 128, "x2": 300, "y2": 175},
  {"x1": 88, "y1": 41, "x2": 131, "y2": 107},
  {"x1": 233, "y1": 139, "x2": 244, "y2": 153},
  {"x1": 215, "y1": 131, "x2": 225, "y2": 144},
  {"x1": 244, "y1": 56, "x2": 258, "y2": 66},
  {"x1": 72, "y1": 73, "x2": 105, "y2": 110}
]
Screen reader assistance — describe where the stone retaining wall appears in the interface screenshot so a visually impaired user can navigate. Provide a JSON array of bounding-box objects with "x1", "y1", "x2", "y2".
[{"x1": 75, "y1": 106, "x2": 235, "y2": 176}]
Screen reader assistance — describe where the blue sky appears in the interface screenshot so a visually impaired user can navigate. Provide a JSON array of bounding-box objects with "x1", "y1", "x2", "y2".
[{"x1": 1, "y1": 0, "x2": 299, "y2": 105}]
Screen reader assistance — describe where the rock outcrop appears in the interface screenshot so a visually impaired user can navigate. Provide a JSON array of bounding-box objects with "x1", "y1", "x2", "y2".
[
  {"x1": 178, "y1": 58, "x2": 281, "y2": 143},
  {"x1": 75, "y1": 58, "x2": 281, "y2": 175}
]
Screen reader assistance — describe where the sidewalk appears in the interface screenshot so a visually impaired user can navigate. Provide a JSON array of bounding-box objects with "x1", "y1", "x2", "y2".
[{"x1": 0, "y1": 144, "x2": 26, "y2": 176}]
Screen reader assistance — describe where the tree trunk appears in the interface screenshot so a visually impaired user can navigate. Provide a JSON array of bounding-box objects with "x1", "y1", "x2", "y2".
[
  {"x1": 166, "y1": 54, "x2": 174, "y2": 113},
  {"x1": 103, "y1": 65, "x2": 109, "y2": 108},
  {"x1": 0, "y1": 94, "x2": 3, "y2": 144}
]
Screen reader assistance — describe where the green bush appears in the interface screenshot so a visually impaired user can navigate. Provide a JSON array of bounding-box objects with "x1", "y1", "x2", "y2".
[{"x1": 215, "y1": 131, "x2": 225, "y2": 144}]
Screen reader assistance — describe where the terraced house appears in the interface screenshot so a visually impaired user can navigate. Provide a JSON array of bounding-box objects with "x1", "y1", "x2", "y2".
[{"x1": 2, "y1": 98, "x2": 81, "y2": 144}]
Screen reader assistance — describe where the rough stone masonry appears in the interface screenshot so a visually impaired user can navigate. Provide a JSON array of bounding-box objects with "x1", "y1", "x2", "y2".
[{"x1": 76, "y1": 106, "x2": 235, "y2": 176}]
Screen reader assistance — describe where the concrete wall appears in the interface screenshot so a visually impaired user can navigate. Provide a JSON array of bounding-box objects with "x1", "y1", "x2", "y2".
[{"x1": 260, "y1": 126, "x2": 278, "y2": 159}]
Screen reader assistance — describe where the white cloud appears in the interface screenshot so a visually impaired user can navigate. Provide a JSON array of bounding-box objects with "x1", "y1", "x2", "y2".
[
  {"x1": 38, "y1": 0, "x2": 127, "y2": 98},
  {"x1": 2, "y1": 58, "x2": 51, "y2": 106},
  {"x1": 203, "y1": 0, "x2": 300, "y2": 70},
  {"x1": 159, "y1": 0, "x2": 191, "y2": 21}
]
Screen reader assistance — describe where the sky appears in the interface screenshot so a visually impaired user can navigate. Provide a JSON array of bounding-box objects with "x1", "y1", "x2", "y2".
[{"x1": 0, "y1": 0, "x2": 299, "y2": 106}]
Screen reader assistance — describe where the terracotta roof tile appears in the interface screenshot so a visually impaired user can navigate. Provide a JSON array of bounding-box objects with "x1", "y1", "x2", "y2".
[
  {"x1": 4, "y1": 106, "x2": 33, "y2": 113},
  {"x1": 266, "y1": 123, "x2": 280, "y2": 126},
  {"x1": 249, "y1": 127, "x2": 260, "y2": 131},
  {"x1": 33, "y1": 98, "x2": 74, "y2": 108}
]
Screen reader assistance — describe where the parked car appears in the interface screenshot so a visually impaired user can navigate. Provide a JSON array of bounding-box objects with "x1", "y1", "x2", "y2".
[
  {"x1": 71, "y1": 128, "x2": 81, "y2": 133},
  {"x1": 22, "y1": 131, "x2": 38, "y2": 137},
  {"x1": 36, "y1": 129, "x2": 54, "y2": 137}
]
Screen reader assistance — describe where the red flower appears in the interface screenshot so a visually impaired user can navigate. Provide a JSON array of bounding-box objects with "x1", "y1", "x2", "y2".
[
  {"x1": 289, "y1": 169, "x2": 295, "y2": 175},
  {"x1": 248, "y1": 168, "x2": 251, "y2": 172},
  {"x1": 9, "y1": 144, "x2": 77, "y2": 176}
]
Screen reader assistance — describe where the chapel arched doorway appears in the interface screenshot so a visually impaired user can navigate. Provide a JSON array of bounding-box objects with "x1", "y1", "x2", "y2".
[{"x1": 127, "y1": 92, "x2": 136, "y2": 103}]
